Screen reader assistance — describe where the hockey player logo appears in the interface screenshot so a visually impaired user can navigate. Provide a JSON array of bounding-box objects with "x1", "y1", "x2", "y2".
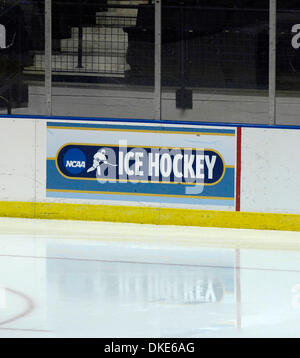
[{"x1": 87, "y1": 148, "x2": 117, "y2": 178}]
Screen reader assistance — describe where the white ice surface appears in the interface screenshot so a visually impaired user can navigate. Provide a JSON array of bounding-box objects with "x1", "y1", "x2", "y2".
[{"x1": 0, "y1": 217, "x2": 300, "y2": 338}]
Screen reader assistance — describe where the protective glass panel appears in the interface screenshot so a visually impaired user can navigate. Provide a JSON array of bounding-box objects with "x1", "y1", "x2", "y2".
[
  {"x1": 161, "y1": 0, "x2": 270, "y2": 125},
  {"x1": 0, "y1": 0, "x2": 45, "y2": 115},
  {"x1": 48, "y1": 0, "x2": 155, "y2": 119},
  {"x1": 276, "y1": 1, "x2": 300, "y2": 126}
]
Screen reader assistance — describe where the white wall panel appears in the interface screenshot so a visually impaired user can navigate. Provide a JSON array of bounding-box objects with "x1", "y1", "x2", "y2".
[
  {"x1": 241, "y1": 128, "x2": 300, "y2": 214},
  {"x1": 0, "y1": 119, "x2": 36, "y2": 202}
]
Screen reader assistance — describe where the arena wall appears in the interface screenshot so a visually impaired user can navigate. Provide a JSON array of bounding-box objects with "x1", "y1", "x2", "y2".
[{"x1": 0, "y1": 116, "x2": 299, "y2": 231}]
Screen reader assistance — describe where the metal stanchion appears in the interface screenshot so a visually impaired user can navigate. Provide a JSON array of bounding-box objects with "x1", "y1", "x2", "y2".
[
  {"x1": 77, "y1": 0, "x2": 84, "y2": 69},
  {"x1": 154, "y1": 0, "x2": 161, "y2": 121},
  {"x1": 45, "y1": 0, "x2": 52, "y2": 116},
  {"x1": 269, "y1": 0, "x2": 277, "y2": 125}
]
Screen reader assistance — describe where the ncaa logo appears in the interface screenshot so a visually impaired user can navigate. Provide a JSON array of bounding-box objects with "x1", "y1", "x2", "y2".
[{"x1": 63, "y1": 148, "x2": 86, "y2": 174}]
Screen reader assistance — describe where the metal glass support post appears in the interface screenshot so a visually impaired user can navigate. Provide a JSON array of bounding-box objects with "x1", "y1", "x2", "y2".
[
  {"x1": 269, "y1": 0, "x2": 277, "y2": 125},
  {"x1": 154, "y1": 0, "x2": 161, "y2": 121},
  {"x1": 77, "y1": 0, "x2": 84, "y2": 69},
  {"x1": 45, "y1": 0, "x2": 52, "y2": 116}
]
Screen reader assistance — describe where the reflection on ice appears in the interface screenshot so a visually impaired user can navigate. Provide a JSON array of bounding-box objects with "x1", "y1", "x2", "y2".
[
  {"x1": 0, "y1": 217, "x2": 300, "y2": 337},
  {"x1": 46, "y1": 246, "x2": 236, "y2": 338}
]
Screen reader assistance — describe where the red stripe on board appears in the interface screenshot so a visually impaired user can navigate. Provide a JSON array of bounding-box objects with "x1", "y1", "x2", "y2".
[{"x1": 235, "y1": 127, "x2": 242, "y2": 212}]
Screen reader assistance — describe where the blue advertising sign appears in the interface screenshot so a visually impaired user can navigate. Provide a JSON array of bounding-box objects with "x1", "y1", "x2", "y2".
[{"x1": 46, "y1": 121, "x2": 238, "y2": 209}]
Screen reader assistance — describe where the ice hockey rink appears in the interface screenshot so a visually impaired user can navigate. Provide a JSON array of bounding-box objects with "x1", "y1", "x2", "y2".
[{"x1": 0, "y1": 217, "x2": 300, "y2": 338}]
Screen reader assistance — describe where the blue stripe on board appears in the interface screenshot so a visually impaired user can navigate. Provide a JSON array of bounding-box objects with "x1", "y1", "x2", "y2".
[
  {"x1": 46, "y1": 122, "x2": 236, "y2": 134},
  {"x1": 46, "y1": 160, "x2": 235, "y2": 199},
  {"x1": 46, "y1": 190, "x2": 235, "y2": 207},
  {"x1": 2, "y1": 114, "x2": 299, "y2": 130}
]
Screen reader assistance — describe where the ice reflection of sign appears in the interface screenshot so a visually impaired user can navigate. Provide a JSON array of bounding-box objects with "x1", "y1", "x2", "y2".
[
  {"x1": 47, "y1": 242, "x2": 237, "y2": 334},
  {"x1": 0, "y1": 286, "x2": 6, "y2": 309},
  {"x1": 116, "y1": 266, "x2": 228, "y2": 305}
]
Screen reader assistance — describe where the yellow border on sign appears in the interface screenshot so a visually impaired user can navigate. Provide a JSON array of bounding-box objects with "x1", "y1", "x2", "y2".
[
  {"x1": 47, "y1": 126, "x2": 236, "y2": 136},
  {"x1": 0, "y1": 201, "x2": 299, "y2": 232},
  {"x1": 46, "y1": 188, "x2": 234, "y2": 201}
]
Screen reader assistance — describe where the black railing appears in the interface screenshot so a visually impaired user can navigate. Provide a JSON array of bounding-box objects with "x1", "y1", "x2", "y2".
[
  {"x1": 25, "y1": 11, "x2": 137, "y2": 76},
  {"x1": 18, "y1": 2, "x2": 300, "y2": 91}
]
